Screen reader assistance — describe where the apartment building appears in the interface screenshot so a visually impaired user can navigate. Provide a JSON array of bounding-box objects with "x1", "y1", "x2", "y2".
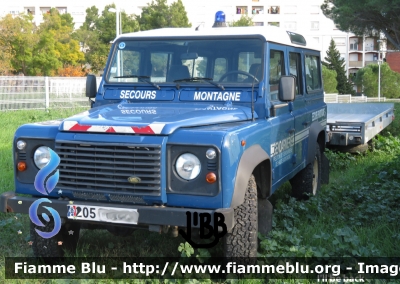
[{"x1": 2, "y1": 0, "x2": 382, "y2": 84}]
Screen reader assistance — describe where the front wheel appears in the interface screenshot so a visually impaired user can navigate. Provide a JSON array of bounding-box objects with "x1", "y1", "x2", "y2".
[
  {"x1": 224, "y1": 174, "x2": 258, "y2": 258},
  {"x1": 290, "y1": 143, "x2": 322, "y2": 199}
]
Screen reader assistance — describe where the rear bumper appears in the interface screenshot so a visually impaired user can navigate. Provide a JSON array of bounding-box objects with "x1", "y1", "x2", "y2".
[{"x1": 0, "y1": 191, "x2": 234, "y2": 231}]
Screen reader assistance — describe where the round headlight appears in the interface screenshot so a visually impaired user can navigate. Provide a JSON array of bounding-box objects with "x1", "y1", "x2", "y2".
[
  {"x1": 175, "y1": 153, "x2": 201, "y2": 180},
  {"x1": 34, "y1": 146, "x2": 51, "y2": 169},
  {"x1": 17, "y1": 140, "x2": 27, "y2": 150}
]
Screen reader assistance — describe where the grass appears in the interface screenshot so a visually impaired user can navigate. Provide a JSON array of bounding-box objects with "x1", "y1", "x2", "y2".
[{"x1": 0, "y1": 103, "x2": 400, "y2": 283}]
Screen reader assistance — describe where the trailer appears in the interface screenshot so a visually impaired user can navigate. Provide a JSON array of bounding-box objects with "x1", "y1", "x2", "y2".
[{"x1": 326, "y1": 102, "x2": 395, "y2": 151}]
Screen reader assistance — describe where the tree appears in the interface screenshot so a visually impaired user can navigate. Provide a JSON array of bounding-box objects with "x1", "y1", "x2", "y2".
[
  {"x1": 137, "y1": 0, "x2": 191, "y2": 31},
  {"x1": 322, "y1": 65, "x2": 338, "y2": 93},
  {"x1": 323, "y1": 39, "x2": 354, "y2": 94},
  {"x1": 31, "y1": 8, "x2": 84, "y2": 76},
  {"x1": 57, "y1": 65, "x2": 86, "y2": 77},
  {"x1": 230, "y1": 15, "x2": 254, "y2": 27},
  {"x1": 0, "y1": 14, "x2": 38, "y2": 75},
  {"x1": 169, "y1": 0, "x2": 191, "y2": 28},
  {"x1": 355, "y1": 63, "x2": 400, "y2": 98},
  {"x1": 321, "y1": 0, "x2": 400, "y2": 50},
  {"x1": 74, "y1": 4, "x2": 139, "y2": 73}
]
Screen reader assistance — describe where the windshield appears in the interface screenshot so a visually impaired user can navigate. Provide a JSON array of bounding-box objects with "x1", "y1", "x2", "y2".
[{"x1": 105, "y1": 38, "x2": 264, "y2": 85}]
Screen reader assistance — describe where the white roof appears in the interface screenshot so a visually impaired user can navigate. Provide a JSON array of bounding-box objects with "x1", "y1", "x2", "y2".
[{"x1": 117, "y1": 25, "x2": 320, "y2": 51}]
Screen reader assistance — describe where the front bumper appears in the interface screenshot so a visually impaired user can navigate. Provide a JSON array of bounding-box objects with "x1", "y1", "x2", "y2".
[{"x1": 0, "y1": 191, "x2": 234, "y2": 231}]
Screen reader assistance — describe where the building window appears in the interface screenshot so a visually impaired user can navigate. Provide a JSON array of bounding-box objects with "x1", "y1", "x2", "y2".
[
  {"x1": 254, "y1": 22, "x2": 264, "y2": 26},
  {"x1": 236, "y1": 6, "x2": 248, "y2": 14},
  {"x1": 268, "y1": 22, "x2": 280, "y2": 27},
  {"x1": 350, "y1": 42, "x2": 359, "y2": 50},
  {"x1": 252, "y1": 6, "x2": 264, "y2": 14},
  {"x1": 25, "y1": 7, "x2": 35, "y2": 15},
  {"x1": 284, "y1": 5, "x2": 297, "y2": 14},
  {"x1": 333, "y1": 37, "x2": 345, "y2": 46},
  {"x1": 313, "y1": 37, "x2": 320, "y2": 44},
  {"x1": 268, "y1": 6, "x2": 280, "y2": 14},
  {"x1": 56, "y1": 7, "x2": 67, "y2": 14},
  {"x1": 252, "y1": 0, "x2": 259, "y2": 2},
  {"x1": 40, "y1": 7, "x2": 51, "y2": 15},
  {"x1": 310, "y1": 5, "x2": 320, "y2": 14},
  {"x1": 8, "y1": 6, "x2": 20, "y2": 15},
  {"x1": 311, "y1": 21, "x2": 319, "y2": 30},
  {"x1": 284, "y1": 22, "x2": 297, "y2": 30},
  {"x1": 365, "y1": 42, "x2": 375, "y2": 51}
]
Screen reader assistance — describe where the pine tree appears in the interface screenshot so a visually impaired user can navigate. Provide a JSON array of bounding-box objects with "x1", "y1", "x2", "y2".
[{"x1": 324, "y1": 39, "x2": 354, "y2": 95}]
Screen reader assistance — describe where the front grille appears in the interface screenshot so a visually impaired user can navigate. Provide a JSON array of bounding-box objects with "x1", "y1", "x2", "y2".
[{"x1": 56, "y1": 141, "x2": 161, "y2": 196}]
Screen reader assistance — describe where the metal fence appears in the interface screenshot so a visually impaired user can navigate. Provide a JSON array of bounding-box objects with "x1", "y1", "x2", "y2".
[
  {"x1": 0, "y1": 76, "x2": 102, "y2": 110},
  {"x1": 324, "y1": 93, "x2": 400, "y2": 103},
  {"x1": 1, "y1": 77, "x2": 400, "y2": 111}
]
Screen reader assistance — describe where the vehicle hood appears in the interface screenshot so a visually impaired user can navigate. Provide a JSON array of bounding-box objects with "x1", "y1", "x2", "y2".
[{"x1": 60, "y1": 102, "x2": 256, "y2": 135}]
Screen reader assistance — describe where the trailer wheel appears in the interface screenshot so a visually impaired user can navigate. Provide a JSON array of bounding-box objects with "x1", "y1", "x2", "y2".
[
  {"x1": 224, "y1": 174, "x2": 258, "y2": 258},
  {"x1": 30, "y1": 219, "x2": 80, "y2": 258},
  {"x1": 290, "y1": 143, "x2": 322, "y2": 199}
]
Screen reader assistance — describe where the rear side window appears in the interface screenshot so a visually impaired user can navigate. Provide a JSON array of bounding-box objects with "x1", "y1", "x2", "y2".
[{"x1": 305, "y1": 54, "x2": 321, "y2": 93}]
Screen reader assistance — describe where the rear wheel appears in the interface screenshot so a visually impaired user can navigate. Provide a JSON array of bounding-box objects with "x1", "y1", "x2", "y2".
[
  {"x1": 290, "y1": 144, "x2": 322, "y2": 199},
  {"x1": 224, "y1": 175, "x2": 258, "y2": 258}
]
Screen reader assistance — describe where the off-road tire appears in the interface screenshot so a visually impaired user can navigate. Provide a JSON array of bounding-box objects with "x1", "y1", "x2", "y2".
[
  {"x1": 290, "y1": 143, "x2": 322, "y2": 199},
  {"x1": 30, "y1": 219, "x2": 80, "y2": 258},
  {"x1": 224, "y1": 174, "x2": 258, "y2": 258}
]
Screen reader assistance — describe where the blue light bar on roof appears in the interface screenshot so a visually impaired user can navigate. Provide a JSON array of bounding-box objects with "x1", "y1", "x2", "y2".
[{"x1": 213, "y1": 11, "x2": 227, "y2": 28}]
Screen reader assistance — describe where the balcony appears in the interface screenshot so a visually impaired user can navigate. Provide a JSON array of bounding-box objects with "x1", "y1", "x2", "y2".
[
  {"x1": 349, "y1": 61, "x2": 363, "y2": 68},
  {"x1": 365, "y1": 61, "x2": 378, "y2": 65}
]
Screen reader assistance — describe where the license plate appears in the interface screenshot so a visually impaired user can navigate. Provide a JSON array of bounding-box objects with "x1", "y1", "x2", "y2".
[{"x1": 67, "y1": 205, "x2": 138, "y2": 225}]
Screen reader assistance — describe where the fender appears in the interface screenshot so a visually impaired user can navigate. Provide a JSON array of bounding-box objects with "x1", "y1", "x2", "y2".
[
  {"x1": 307, "y1": 120, "x2": 329, "y2": 184},
  {"x1": 230, "y1": 144, "x2": 270, "y2": 208},
  {"x1": 307, "y1": 121, "x2": 325, "y2": 165}
]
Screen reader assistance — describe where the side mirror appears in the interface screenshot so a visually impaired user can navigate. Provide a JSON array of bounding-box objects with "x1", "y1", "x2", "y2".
[
  {"x1": 86, "y1": 74, "x2": 97, "y2": 98},
  {"x1": 278, "y1": 75, "x2": 296, "y2": 102}
]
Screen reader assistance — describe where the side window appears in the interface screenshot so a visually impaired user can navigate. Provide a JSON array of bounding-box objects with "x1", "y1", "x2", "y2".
[
  {"x1": 151, "y1": 53, "x2": 171, "y2": 82},
  {"x1": 269, "y1": 50, "x2": 285, "y2": 100},
  {"x1": 289, "y1": 52, "x2": 302, "y2": 95},
  {"x1": 213, "y1": 58, "x2": 227, "y2": 81},
  {"x1": 305, "y1": 54, "x2": 321, "y2": 93}
]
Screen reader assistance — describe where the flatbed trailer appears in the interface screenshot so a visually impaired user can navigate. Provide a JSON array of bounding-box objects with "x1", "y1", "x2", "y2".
[{"x1": 326, "y1": 103, "x2": 395, "y2": 149}]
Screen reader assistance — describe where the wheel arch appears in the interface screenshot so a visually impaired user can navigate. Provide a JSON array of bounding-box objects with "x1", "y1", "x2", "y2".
[
  {"x1": 231, "y1": 144, "x2": 271, "y2": 208},
  {"x1": 307, "y1": 121, "x2": 326, "y2": 165}
]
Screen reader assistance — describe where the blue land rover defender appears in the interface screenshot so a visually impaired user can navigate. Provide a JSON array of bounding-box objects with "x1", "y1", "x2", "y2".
[{"x1": 1, "y1": 17, "x2": 329, "y2": 258}]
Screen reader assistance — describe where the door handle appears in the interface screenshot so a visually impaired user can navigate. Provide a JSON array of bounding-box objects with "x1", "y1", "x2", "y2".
[
  {"x1": 287, "y1": 128, "x2": 295, "y2": 134},
  {"x1": 302, "y1": 121, "x2": 310, "y2": 126}
]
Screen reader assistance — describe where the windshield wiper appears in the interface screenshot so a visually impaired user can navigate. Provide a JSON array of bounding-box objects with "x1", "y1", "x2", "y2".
[
  {"x1": 174, "y1": 77, "x2": 225, "y2": 90},
  {"x1": 113, "y1": 75, "x2": 160, "y2": 90}
]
